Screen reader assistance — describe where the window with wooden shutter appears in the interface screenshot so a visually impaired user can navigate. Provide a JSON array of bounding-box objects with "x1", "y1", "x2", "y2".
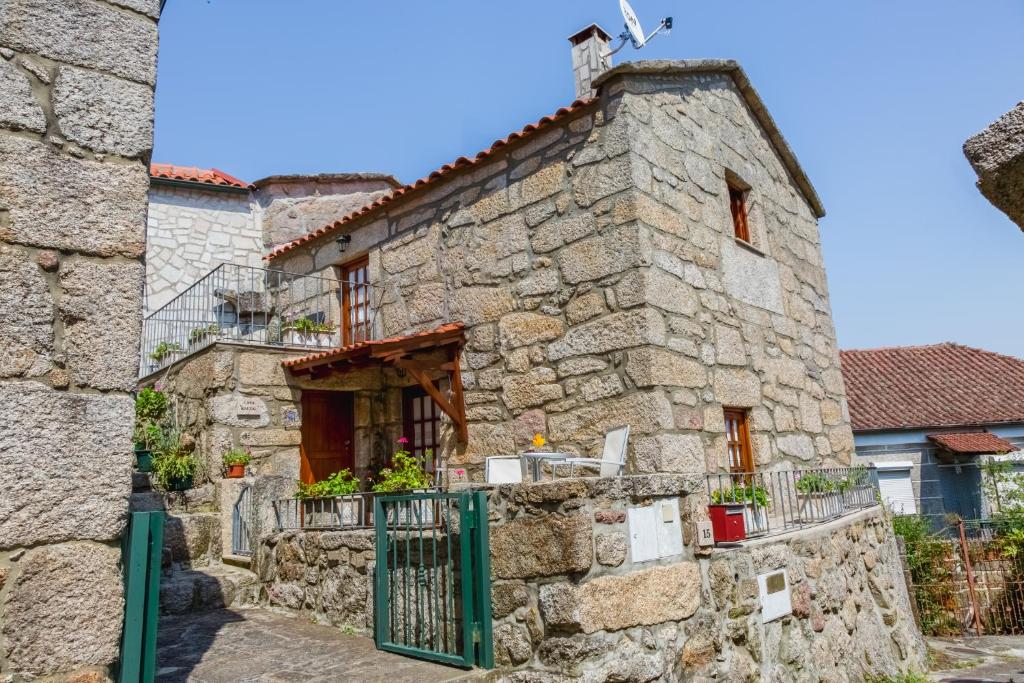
[
  {"x1": 402, "y1": 385, "x2": 441, "y2": 472},
  {"x1": 724, "y1": 408, "x2": 754, "y2": 475},
  {"x1": 340, "y1": 256, "x2": 370, "y2": 346},
  {"x1": 728, "y1": 183, "x2": 750, "y2": 243}
]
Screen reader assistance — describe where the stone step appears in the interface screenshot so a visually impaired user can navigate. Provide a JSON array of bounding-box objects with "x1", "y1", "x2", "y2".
[
  {"x1": 163, "y1": 511, "x2": 222, "y2": 568},
  {"x1": 132, "y1": 471, "x2": 153, "y2": 492},
  {"x1": 129, "y1": 483, "x2": 218, "y2": 515},
  {"x1": 159, "y1": 564, "x2": 259, "y2": 616}
]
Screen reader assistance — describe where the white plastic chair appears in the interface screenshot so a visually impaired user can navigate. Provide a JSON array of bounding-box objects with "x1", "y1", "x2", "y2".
[
  {"x1": 551, "y1": 425, "x2": 630, "y2": 478},
  {"x1": 485, "y1": 456, "x2": 524, "y2": 484}
]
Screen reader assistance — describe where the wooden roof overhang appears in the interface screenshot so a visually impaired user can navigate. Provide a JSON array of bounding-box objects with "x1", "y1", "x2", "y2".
[{"x1": 282, "y1": 323, "x2": 468, "y2": 442}]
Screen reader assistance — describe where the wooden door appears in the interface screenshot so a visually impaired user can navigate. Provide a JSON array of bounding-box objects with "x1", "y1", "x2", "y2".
[{"x1": 300, "y1": 391, "x2": 355, "y2": 484}]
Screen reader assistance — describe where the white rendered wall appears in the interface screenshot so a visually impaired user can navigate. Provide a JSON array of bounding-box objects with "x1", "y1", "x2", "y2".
[{"x1": 145, "y1": 184, "x2": 264, "y2": 313}]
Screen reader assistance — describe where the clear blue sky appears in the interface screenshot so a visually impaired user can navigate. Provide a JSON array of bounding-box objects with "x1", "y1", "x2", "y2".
[{"x1": 154, "y1": 1, "x2": 1024, "y2": 358}]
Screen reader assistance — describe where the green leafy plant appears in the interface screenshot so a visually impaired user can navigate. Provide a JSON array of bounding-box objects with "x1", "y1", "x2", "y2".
[
  {"x1": 149, "y1": 341, "x2": 182, "y2": 362},
  {"x1": 189, "y1": 323, "x2": 220, "y2": 344},
  {"x1": 838, "y1": 465, "x2": 869, "y2": 492},
  {"x1": 710, "y1": 483, "x2": 770, "y2": 508},
  {"x1": 132, "y1": 388, "x2": 168, "y2": 450},
  {"x1": 222, "y1": 448, "x2": 251, "y2": 467},
  {"x1": 796, "y1": 471, "x2": 838, "y2": 494},
  {"x1": 312, "y1": 321, "x2": 336, "y2": 334},
  {"x1": 295, "y1": 469, "x2": 361, "y2": 499},
  {"x1": 284, "y1": 316, "x2": 318, "y2": 334},
  {"x1": 371, "y1": 443, "x2": 432, "y2": 493},
  {"x1": 151, "y1": 431, "x2": 198, "y2": 491},
  {"x1": 864, "y1": 672, "x2": 930, "y2": 683}
]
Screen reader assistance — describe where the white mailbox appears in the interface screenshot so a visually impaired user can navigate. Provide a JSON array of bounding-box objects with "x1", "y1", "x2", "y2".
[
  {"x1": 627, "y1": 498, "x2": 683, "y2": 563},
  {"x1": 757, "y1": 570, "x2": 792, "y2": 623}
]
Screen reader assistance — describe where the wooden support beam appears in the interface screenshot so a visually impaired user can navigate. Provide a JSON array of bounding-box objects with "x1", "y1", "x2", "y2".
[
  {"x1": 404, "y1": 366, "x2": 467, "y2": 442},
  {"x1": 448, "y1": 349, "x2": 468, "y2": 442}
]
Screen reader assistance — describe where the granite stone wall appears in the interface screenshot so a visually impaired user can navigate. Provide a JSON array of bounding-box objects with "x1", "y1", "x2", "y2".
[
  {"x1": 271, "y1": 61, "x2": 855, "y2": 480},
  {"x1": 486, "y1": 480, "x2": 925, "y2": 681},
  {"x1": 0, "y1": 0, "x2": 159, "y2": 678},
  {"x1": 145, "y1": 184, "x2": 262, "y2": 313}
]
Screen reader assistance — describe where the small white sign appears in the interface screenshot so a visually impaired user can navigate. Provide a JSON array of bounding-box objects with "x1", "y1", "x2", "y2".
[
  {"x1": 696, "y1": 520, "x2": 714, "y2": 548},
  {"x1": 757, "y1": 570, "x2": 792, "y2": 623},
  {"x1": 627, "y1": 498, "x2": 683, "y2": 563},
  {"x1": 237, "y1": 397, "x2": 261, "y2": 417}
]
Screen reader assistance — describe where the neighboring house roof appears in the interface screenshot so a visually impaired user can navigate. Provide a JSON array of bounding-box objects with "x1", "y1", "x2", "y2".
[
  {"x1": 264, "y1": 98, "x2": 598, "y2": 260},
  {"x1": 265, "y1": 59, "x2": 826, "y2": 262},
  {"x1": 928, "y1": 432, "x2": 1018, "y2": 455},
  {"x1": 840, "y1": 343, "x2": 1024, "y2": 431},
  {"x1": 150, "y1": 164, "x2": 249, "y2": 189}
]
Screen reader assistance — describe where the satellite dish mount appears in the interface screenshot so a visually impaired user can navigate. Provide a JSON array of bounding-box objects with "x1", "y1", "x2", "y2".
[{"x1": 609, "y1": 0, "x2": 672, "y2": 56}]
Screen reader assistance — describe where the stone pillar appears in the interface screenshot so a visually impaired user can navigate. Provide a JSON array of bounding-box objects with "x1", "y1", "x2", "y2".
[
  {"x1": 568, "y1": 24, "x2": 612, "y2": 100},
  {"x1": 0, "y1": 0, "x2": 159, "y2": 679}
]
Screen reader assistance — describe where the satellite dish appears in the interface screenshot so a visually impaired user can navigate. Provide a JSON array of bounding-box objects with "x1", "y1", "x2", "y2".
[
  {"x1": 608, "y1": 0, "x2": 672, "y2": 55},
  {"x1": 620, "y1": 0, "x2": 646, "y2": 48}
]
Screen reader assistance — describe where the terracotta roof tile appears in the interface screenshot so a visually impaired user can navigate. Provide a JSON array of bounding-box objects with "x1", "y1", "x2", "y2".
[
  {"x1": 265, "y1": 98, "x2": 598, "y2": 260},
  {"x1": 840, "y1": 343, "x2": 1024, "y2": 431},
  {"x1": 282, "y1": 323, "x2": 466, "y2": 371},
  {"x1": 150, "y1": 164, "x2": 249, "y2": 189},
  {"x1": 928, "y1": 432, "x2": 1018, "y2": 455}
]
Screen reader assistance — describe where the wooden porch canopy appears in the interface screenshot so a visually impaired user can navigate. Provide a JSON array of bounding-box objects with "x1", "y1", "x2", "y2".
[{"x1": 281, "y1": 322, "x2": 468, "y2": 441}]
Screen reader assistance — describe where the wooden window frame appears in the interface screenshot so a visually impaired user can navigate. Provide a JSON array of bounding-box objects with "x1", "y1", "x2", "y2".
[
  {"x1": 724, "y1": 407, "x2": 754, "y2": 476},
  {"x1": 340, "y1": 255, "x2": 370, "y2": 346},
  {"x1": 402, "y1": 384, "x2": 441, "y2": 472},
  {"x1": 727, "y1": 178, "x2": 751, "y2": 244}
]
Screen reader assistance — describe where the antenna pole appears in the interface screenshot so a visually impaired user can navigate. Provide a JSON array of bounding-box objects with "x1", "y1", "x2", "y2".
[{"x1": 642, "y1": 17, "x2": 672, "y2": 46}]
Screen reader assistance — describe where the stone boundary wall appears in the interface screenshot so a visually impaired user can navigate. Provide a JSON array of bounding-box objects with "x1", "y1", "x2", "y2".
[
  {"x1": 0, "y1": 0, "x2": 159, "y2": 678},
  {"x1": 485, "y1": 478, "x2": 926, "y2": 682},
  {"x1": 254, "y1": 529, "x2": 377, "y2": 633}
]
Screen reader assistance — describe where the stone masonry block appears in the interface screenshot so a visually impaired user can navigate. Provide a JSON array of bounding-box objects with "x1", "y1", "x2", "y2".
[
  {"x1": 59, "y1": 259, "x2": 143, "y2": 391},
  {"x1": 0, "y1": 383, "x2": 132, "y2": 548},
  {"x1": 491, "y1": 514, "x2": 593, "y2": 579},
  {"x1": 0, "y1": 244, "x2": 53, "y2": 378},
  {"x1": 547, "y1": 309, "x2": 665, "y2": 361},
  {"x1": 1, "y1": 542, "x2": 124, "y2": 676},
  {"x1": 575, "y1": 562, "x2": 700, "y2": 633},
  {"x1": 0, "y1": 58, "x2": 45, "y2": 133},
  {"x1": 53, "y1": 64, "x2": 154, "y2": 157},
  {"x1": 105, "y1": 0, "x2": 161, "y2": 18},
  {"x1": 0, "y1": 136, "x2": 149, "y2": 257},
  {"x1": 0, "y1": 0, "x2": 158, "y2": 85}
]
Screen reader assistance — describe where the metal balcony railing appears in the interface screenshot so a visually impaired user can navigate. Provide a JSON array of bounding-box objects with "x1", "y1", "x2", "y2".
[
  {"x1": 705, "y1": 465, "x2": 880, "y2": 540},
  {"x1": 140, "y1": 264, "x2": 379, "y2": 377}
]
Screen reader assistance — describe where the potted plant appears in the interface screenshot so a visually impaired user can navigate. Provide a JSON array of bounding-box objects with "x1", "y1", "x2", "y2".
[
  {"x1": 151, "y1": 431, "x2": 198, "y2": 492},
  {"x1": 710, "y1": 483, "x2": 771, "y2": 535},
  {"x1": 222, "y1": 448, "x2": 251, "y2": 479},
  {"x1": 132, "y1": 387, "x2": 168, "y2": 473},
  {"x1": 372, "y1": 439, "x2": 434, "y2": 526},
  {"x1": 295, "y1": 469, "x2": 363, "y2": 526},
  {"x1": 188, "y1": 323, "x2": 220, "y2": 346},
  {"x1": 796, "y1": 471, "x2": 844, "y2": 521},
  {"x1": 838, "y1": 466, "x2": 873, "y2": 508},
  {"x1": 148, "y1": 341, "x2": 182, "y2": 364}
]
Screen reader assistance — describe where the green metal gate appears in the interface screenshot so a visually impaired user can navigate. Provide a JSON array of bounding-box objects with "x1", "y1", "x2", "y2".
[
  {"x1": 119, "y1": 510, "x2": 165, "y2": 683},
  {"x1": 374, "y1": 490, "x2": 493, "y2": 669}
]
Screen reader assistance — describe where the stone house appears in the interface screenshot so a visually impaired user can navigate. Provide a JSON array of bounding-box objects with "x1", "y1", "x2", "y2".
[
  {"x1": 842, "y1": 343, "x2": 1024, "y2": 523},
  {"x1": 964, "y1": 101, "x2": 1024, "y2": 232},
  {"x1": 145, "y1": 164, "x2": 398, "y2": 313},
  {"x1": 148, "y1": 50, "x2": 855, "y2": 490}
]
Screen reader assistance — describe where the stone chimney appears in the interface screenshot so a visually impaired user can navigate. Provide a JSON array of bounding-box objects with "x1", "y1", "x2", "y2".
[{"x1": 569, "y1": 24, "x2": 613, "y2": 99}]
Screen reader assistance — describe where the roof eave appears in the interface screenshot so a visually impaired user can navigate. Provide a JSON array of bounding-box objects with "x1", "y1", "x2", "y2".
[
  {"x1": 150, "y1": 176, "x2": 250, "y2": 195},
  {"x1": 592, "y1": 60, "x2": 826, "y2": 219}
]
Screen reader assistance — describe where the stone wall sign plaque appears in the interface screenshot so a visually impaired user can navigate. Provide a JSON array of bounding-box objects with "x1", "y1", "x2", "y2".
[{"x1": 237, "y1": 397, "x2": 261, "y2": 417}]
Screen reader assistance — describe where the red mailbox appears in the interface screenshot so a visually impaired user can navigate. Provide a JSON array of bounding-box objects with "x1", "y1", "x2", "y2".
[{"x1": 707, "y1": 504, "x2": 746, "y2": 543}]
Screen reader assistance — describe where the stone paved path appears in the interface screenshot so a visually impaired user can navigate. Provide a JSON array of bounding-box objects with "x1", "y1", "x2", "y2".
[
  {"x1": 157, "y1": 607, "x2": 478, "y2": 683},
  {"x1": 928, "y1": 635, "x2": 1024, "y2": 682}
]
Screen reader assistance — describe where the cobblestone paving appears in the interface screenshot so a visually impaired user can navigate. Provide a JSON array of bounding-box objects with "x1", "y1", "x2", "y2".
[
  {"x1": 929, "y1": 636, "x2": 1024, "y2": 682},
  {"x1": 157, "y1": 608, "x2": 477, "y2": 683}
]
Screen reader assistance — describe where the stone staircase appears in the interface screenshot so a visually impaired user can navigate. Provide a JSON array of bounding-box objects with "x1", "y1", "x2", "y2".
[{"x1": 131, "y1": 473, "x2": 259, "y2": 615}]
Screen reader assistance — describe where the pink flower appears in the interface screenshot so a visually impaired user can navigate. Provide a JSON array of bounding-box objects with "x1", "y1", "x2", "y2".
[
  {"x1": 397, "y1": 437, "x2": 409, "y2": 445},
  {"x1": 455, "y1": 468, "x2": 465, "y2": 476}
]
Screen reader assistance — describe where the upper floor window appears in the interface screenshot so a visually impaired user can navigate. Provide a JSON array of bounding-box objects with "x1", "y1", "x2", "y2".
[
  {"x1": 340, "y1": 255, "x2": 371, "y2": 345},
  {"x1": 728, "y1": 180, "x2": 750, "y2": 243},
  {"x1": 724, "y1": 407, "x2": 754, "y2": 475}
]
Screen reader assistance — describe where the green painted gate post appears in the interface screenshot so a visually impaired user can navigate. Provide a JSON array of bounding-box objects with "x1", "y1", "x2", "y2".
[
  {"x1": 471, "y1": 490, "x2": 494, "y2": 669},
  {"x1": 373, "y1": 495, "x2": 389, "y2": 649},
  {"x1": 119, "y1": 510, "x2": 165, "y2": 683}
]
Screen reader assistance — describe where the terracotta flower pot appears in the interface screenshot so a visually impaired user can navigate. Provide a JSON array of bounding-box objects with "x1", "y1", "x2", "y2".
[{"x1": 225, "y1": 464, "x2": 245, "y2": 479}]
